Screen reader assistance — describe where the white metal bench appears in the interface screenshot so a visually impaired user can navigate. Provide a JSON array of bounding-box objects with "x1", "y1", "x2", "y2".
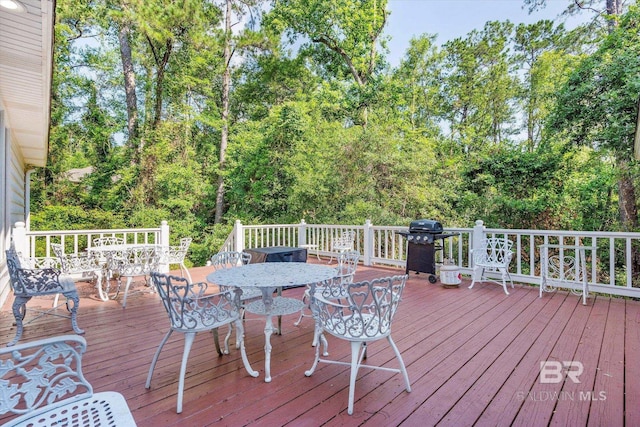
[
  {"x1": 5, "y1": 245, "x2": 83, "y2": 347},
  {"x1": 0, "y1": 335, "x2": 137, "y2": 426}
]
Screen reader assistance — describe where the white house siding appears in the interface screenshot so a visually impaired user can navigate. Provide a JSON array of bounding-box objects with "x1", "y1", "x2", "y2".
[
  {"x1": 1, "y1": 111, "x2": 7, "y2": 308},
  {"x1": 0, "y1": 110, "x2": 27, "y2": 309}
]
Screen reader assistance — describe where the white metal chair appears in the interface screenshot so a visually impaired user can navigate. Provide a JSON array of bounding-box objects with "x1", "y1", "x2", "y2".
[
  {"x1": 160, "y1": 237, "x2": 192, "y2": 282},
  {"x1": 5, "y1": 245, "x2": 83, "y2": 347},
  {"x1": 91, "y1": 236, "x2": 125, "y2": 262},
  {"x1": 294, "y1": 250, "x2": 360, "y2": 343},
  {"x1": 146, "y1": 273, "x2": 254, "y2": 414},
  {"x1": 305, "y1": 275, "x2": 411, "y2": 415},
  {"x1": 209, "y1": 251, "x2": 261, "y2": 355},
  {"x1": 328, "y1": 231, "x2": 356, "y2": 264},
  {"x1": 104, "y1": 245, "x2": 160, "y2": 307},
  {"x1": 0, "y1": 334, "x2": 136, "y2": 426},
  {"x1": 92, "y1": 236, "x2": 125, "y2": 247},
  {"x1": 468, "y1": 237, "x2": 514, "y2": 295},
  {"x1": 51, "y1": 243, "x2": 105, "y2": 300}
]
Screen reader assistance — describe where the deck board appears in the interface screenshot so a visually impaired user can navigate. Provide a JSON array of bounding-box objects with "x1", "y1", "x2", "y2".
[
  {"x1": 625, "y1": 300, "x2": 640, "y2": 427},
  {"x1": 437, "y1": 286, "x2": 564, "y2": 426},
  {"x1": 512, "y1": 290, "x2": 591, "y2": 426},
  {"x1": 549, "y1": 295, "x2": 608, "y2": 427},
  {"x1": 589, "y1": 298, "x2": 625, "y2": 427},
  {"x1": 1, "y1": 261, "x2": 639, "y2": 426}
]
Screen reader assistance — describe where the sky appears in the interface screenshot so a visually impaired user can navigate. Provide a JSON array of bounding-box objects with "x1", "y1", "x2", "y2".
[{"x1": 385, "y1": 0, "x2": 590, "y2": 65}]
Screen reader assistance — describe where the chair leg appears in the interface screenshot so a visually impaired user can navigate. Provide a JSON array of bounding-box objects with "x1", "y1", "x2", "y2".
[
  {"x1": 122, "y1": 276, "x2": 133, "y2": 308},
  {"x1": 95, "y1": 270, "x2": 109, "y2": 301},
  {"x1": 223, "y1": 323, "x2": 233, "y2": 354},
  {"x1": 499, "y1": 268, "x2": 512, "y2": 295},
  {"x1": 212, "y1": 328, "x2": 223, "y2": 356},
  {"x1": 468, "y1": 267, "x2": 483, "y2": 290},
  {"x1": 146, "y1": 330, "x2": 173, "y2": 389},
  {"x1": 305, "y1": 330, "x2": 324, "y2": 377},
  {"x1": 7, "y1": 296, "x2": 29, "y2": 347},
  {"x1": 63, "y1": 291, "x2": 84, "y2": 335},
  {"x1": 347, "y1": 341, "x2": 364, "y2": 415},
  {"x1": 176, "y1": 332, "x2": 196, "y2": 413},
  {"x1": 181, "y1": 262, "x2": 192, "y2": 283},
  {"x1": 293, "y1": 290, "x2": 309, "y2": 327},
  {"x1": 387, "y1": 335, "x2": 411, "y2": 393},
  {"x1": 235, "y1": 319, "x2": 258, "y2": 378}
]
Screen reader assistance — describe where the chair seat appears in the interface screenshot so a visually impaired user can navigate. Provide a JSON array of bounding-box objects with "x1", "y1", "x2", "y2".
[
  {"x1": 245, "y1": 297, "x2": 305, "y2": 316},
  {"x1": 59, "y1": 275, "x2": 77, "y2": 292},
  {"x1": 171, "y1": 308, "x2": 240, "y2": 333},
  {"x1": 475, "y1": 261, "x2": 507, "y2": 269},
  {"x1": 322, "y1": 313, "x2": 390, "y2": 340},
  {"x1": 11, "y1": 391, "x2": 137, "y2": 427}
]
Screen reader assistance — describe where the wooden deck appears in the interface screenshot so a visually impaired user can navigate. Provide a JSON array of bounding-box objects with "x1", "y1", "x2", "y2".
[{"x1": 1, "y1": 261, "x2": 639, "y2": 426}]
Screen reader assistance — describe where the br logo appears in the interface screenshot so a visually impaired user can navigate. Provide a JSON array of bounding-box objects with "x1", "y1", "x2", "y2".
[{"x1": 539, "y1": 361, "x2": 584, "y2": 384}]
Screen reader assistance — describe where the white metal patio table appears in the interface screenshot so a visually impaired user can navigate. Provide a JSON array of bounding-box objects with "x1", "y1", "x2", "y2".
[
  {"x1": 88, "y1": 243, "x2": 163, "y2": 302},
  {"x1": 206, "y1": 262, "x2": 337, "y2": 382}
]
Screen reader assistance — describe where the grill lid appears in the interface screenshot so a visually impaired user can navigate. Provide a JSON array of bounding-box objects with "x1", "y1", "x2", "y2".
[{"x1": 409, "y1": 219, "x2": 443, "y2": 233}]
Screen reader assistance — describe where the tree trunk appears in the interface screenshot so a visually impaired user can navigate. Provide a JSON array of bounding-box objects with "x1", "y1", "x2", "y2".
[
  {"x1": 117, "y1": 20, "x2": 138, "y2": 146},
  {"x1": 214, "y1": 0, "x2": 232, "y2": 224},
  {"x1": 152, "y1": 39, "x2": 172, "y2": 130},
  {"x1": 617, "y1": 159, "x2": 638, "y2": 230}
]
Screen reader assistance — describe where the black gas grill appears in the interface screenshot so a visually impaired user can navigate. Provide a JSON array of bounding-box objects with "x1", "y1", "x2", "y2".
[{"x1": 398, "y1": 219, "x2": 459, "y2": 283}]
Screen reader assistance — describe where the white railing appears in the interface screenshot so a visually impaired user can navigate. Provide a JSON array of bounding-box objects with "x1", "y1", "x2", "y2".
[
  {"x1": 9, "y1": 218, "x2": 640, "y2": 300},
  {"x1": 224, "y1": 219, "x2": 640, "y2": 299},
  {"x1": 11, "y1": 221, "x2": 169, "y2": 260}
]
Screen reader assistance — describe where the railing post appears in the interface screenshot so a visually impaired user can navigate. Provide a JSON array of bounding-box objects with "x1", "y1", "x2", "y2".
[
  {"x1": 363, "y1": 219, "x2": 373, "y2": 266},
  {"x1": 298, "y1": 219, "x2": 307, "y2": 246},
  {"x1": 159, "y1": 220, "x2": 170, "y2": 273},
  {"x1": 472, "y1": 220, "x2": 486, "y2": 281},
  {"x1": 12, "y1": 222, "x2": 28, "y2": 256},
  {"x1": 234, "y1": 220, "x2": 244, "y2": 252}
]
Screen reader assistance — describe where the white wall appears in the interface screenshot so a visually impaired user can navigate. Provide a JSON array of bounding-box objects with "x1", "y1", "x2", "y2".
[
  {"x1": 0, "y1": 109, "x2": 27, "y2": 308},
  {"x1": 1, "y1": 110, "x2": 9, "y2": 307}
]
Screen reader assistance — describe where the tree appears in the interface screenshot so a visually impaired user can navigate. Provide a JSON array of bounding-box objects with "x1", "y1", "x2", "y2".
[
  {"x1": 440, "y1": 21, "x2": 518, "y2": 151},
  {"x1": 113, "y1": 2, "x2": 139, "y2": 146},
  {"x1": 214, "y1": 0, "x2": 271, "y2": 224},
  {"x1": 266, "y1": 0, "x2": 389, "y2": 126},
  {"x1": 547, "y1": 6, "x2": 640, "y2": 230},
  {"x1": 392, "y1": 34, "x2": 444, "y2": 133},
  {"x1": 513, "y1": 20, "x2": 570, "y2": 149}
]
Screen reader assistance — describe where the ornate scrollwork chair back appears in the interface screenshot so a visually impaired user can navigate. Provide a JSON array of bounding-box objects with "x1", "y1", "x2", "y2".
[
  {"x1": 295, "y1": 250, "x2": 360, "y2": 343},
  {"x1": 328, "y1": 231, "x2": 356, "y2": 264},
  {"x1": 51, "y1": 243, "x2": 104, "y2": 297},
  {"x1": 209, "y1": 251, "x2": 260, "y2": 354},
  {"x1": 159, "y1": 237, "x2": 192, "y2": 282}
]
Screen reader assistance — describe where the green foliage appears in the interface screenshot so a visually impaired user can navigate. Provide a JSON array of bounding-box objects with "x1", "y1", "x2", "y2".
[
  {"x1": 32, "y1": 205, "x2": 126, "y2": 230},
  {"x1": 547, "y1": 6, "x2": 640, "y2": 158},
  {"x1": 34, "y1": 0, "x2": 640, "y2": 267}
]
